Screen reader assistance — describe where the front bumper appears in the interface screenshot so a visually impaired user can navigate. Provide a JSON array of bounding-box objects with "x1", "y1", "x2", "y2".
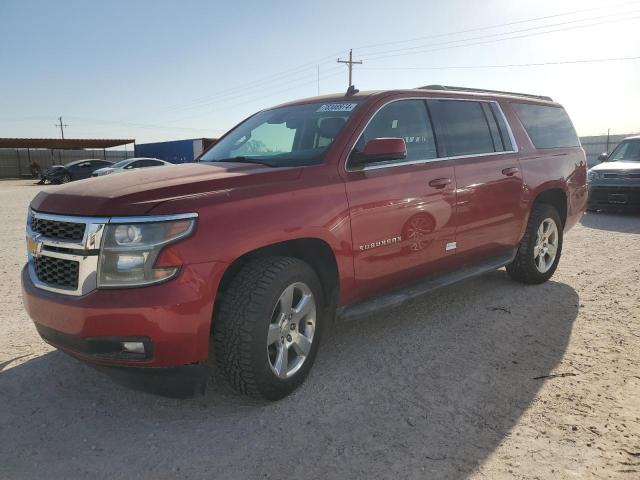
[
  {"x1": 588, "y1": 185, "x2": 640, "y2": 210},
  {"x1": 22, "y1": 261, "x2": 227, "y2": 394}
]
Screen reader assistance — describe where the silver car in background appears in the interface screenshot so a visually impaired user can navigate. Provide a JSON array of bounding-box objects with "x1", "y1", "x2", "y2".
[{"x1": 92, "y1": 157, "x2": 171, "y2": 177}]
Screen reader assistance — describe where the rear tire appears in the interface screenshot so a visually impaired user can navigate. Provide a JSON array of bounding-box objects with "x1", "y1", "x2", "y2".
[
  {"x1": 213, "y1": 256, "x2": 324, "y2": 400},
  {"x1": 506, "y1": 203, "x2": 563, "y2": 284}
]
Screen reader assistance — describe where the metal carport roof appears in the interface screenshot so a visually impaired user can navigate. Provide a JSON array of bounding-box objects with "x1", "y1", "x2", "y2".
[{"x1": 0, "y1": 138, "x2": 135, "y2": 149}]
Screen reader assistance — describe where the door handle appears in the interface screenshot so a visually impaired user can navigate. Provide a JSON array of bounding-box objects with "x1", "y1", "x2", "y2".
[
  {"x1": 501, "y1": 167, "x2": 519, "y2": 176},
  {"x1": 428, "y1": 177, "x2": 452, "y2": 189}
]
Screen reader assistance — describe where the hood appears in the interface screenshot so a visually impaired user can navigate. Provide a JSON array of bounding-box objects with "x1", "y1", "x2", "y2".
[
  {"x1": 590, "y1": 160, "x2": 640, "y2": 172},
  {"x1": 31, "y1": 162, "x2": 302, "y2": 216}
]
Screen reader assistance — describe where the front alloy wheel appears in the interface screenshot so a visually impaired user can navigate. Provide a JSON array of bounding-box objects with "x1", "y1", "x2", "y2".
[
  {"x1": 214, "y1": 256, "x2": 324, "y2": 400},
  {"x1": 267, "y1": 282, "x2": 316, "y2": 379}
]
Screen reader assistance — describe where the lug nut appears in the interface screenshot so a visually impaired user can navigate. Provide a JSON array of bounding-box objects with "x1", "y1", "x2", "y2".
[
  {"x1": 290, "y1": 323, "x2": 296, "y2": 330},
  {"x1": 286, "y1": 334, "x2": 292, "y2": 342}
]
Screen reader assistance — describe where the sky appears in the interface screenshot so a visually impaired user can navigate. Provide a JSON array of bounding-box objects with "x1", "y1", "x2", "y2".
[{"x1": 0, "y1": 0, "x2": 639, "y2": 144}]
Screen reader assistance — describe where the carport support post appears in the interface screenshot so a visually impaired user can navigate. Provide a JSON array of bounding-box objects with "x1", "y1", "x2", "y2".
[{"x1": 16, "y1": 149, "x2": 21, "y2": 177}]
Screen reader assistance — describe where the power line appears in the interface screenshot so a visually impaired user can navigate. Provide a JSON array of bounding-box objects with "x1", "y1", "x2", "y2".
[
  {"x1": 364, "y1": 10, "x2": 640, "y2": 60},
  {"x1": 358, "y1": 56, "x2": 640, "y2": 70},
  {"x1": 361, "y1": 13, "x2": 640, "y2": 62},
  {"x1": 150, "y1": 2, "x2": 639, "y2": 116},
  {"x1": 353, "y1": 0, "x2": 640, "y2": 52}
]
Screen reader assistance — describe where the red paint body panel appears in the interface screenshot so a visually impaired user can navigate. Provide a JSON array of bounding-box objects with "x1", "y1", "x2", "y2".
[
  {"x1": 23, "y1": 89, "x2": 587, "y2": 373},
  {"x1": 22, "y1": 262, "x2": 226, "y2": 366}
]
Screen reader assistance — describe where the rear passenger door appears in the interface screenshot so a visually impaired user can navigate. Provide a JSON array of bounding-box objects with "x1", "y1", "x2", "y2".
[
  {"x1": 428, "y1": 99, "x2": 524, "y2": 259},
  {"x1": 344, "y1": 99, "x2": 457, "y2": 299}
]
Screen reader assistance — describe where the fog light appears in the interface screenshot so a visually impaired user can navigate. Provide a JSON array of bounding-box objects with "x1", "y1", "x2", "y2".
[{"x1": 121, "y1": 341, "x2": 145, "y2": 354}]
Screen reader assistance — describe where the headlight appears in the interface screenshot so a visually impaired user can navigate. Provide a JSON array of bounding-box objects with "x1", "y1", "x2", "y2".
[
  {"x1": 98, "y1": 216, "x2": 196, "y2": 288},
  {"x1": 588, "y1": 170, "x2": 601, "y2": 182}
]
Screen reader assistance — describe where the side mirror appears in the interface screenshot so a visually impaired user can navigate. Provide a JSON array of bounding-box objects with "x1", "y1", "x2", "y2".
[
  {"x1": 597, "y1": 152, "x2": 608, "y2": 162},
  {"x1": 350, "y1": 138, "x2": 407, "y2": 167}
]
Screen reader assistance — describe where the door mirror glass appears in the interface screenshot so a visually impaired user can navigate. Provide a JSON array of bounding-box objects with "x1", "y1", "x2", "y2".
[
  {"x1": 350, "y1": 138, "x2": 407, "y2": 167},
  {"x1": 597, "y1": 152, "x2": 608, "y2": 162}
]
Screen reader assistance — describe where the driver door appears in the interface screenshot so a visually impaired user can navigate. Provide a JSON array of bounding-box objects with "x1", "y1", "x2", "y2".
[{"x1": 343, "y1": 99, "x2": 458, "y2": 300}]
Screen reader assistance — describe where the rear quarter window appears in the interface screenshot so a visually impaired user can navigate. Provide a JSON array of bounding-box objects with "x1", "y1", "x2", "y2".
[{"x1": 512, "y1": 103, "x2": 580, "y2": 149}]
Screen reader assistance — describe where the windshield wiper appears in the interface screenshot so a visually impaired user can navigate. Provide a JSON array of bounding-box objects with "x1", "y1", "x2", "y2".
[{"x1": 213, "y1": 157, "x2": 277, "y2": 168}]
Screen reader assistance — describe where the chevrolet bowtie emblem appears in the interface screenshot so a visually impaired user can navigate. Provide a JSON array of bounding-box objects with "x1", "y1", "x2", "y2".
[{"x1": 26, "y1": 234, "x2": 43, "y2": 258}]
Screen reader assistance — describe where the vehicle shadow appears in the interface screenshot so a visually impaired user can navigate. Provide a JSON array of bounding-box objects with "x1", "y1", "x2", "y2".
[
  {"x1": 0, "y1": 271, "x2": 578, "y2": 479},
  {"x1": 580, "y1": 211, "x2": 640, "y2": 233}
]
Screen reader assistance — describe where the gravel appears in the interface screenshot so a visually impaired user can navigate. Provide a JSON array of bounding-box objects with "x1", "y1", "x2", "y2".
[{"x1": 1, "y1": 179, "x2": 639, "y2": 479}]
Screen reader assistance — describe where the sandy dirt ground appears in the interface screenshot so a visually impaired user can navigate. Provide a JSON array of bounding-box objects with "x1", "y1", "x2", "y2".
[{"x1": 0, "y1": 179, "x2": 638, "y2": 479}]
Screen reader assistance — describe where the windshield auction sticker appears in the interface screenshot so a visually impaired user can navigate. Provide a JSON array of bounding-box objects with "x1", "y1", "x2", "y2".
[{"x1": 316, "y1": 103, "x2": 358, "y2": 113}]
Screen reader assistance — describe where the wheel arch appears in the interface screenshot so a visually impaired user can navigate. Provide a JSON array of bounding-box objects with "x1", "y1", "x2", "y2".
[
  {"x1": 212, "y1": 238, "x2": 340, "y2": 331},
  {"x1": 533, "y1": 188, "x2": 567, "y2": 228}
]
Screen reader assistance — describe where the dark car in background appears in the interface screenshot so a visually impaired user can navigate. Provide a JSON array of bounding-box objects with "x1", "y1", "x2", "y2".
[
  {"x1": 39, "y1": 159, "x2": 113, "y2": 184},
  {"x1": 587, "y1": 135, "x2": 640, "y2": 211}
]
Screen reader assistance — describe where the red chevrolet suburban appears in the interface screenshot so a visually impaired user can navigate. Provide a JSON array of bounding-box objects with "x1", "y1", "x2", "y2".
[{"x1": 22, "y1": 86, "x2": 588, "y2": 399}]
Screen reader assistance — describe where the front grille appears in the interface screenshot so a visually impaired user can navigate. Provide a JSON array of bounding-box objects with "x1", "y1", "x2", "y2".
[
  {"x1": 34, "y1": 256, "x2": 79, "y2": 289},
  {"x1": 31, "y1": 217, "x2": 85, "y2": 241},
  {"x1": 589, "y1": 186, "x2": 640, "y2": 206},
  {"x1": 603, "y1": 172, "x2": 640, "y2": 179}
]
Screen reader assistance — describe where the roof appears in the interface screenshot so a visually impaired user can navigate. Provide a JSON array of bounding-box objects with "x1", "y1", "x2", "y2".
[
  {"x1": 273, "y1": 86, "x2": 558, "y2": 109},
  {"x1": 0, "y1": 138, "x2": 135, "y2": 149}
]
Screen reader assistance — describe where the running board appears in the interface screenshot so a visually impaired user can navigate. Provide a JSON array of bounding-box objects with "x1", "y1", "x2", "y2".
[{"x1": 337, "y1": 250, "x2": 516, "y2": 321}]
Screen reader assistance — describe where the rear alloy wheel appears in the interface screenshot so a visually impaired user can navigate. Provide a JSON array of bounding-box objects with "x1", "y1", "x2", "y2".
[
  {"x1": 214, "y1": 256, "x2": 324, "y2": 400},
  {"x1": 506, "y1": 203, "x2": 563, "y2": 284},
  {"x1": 533, "y1": 218, "x2": 559, "y2": 274}
]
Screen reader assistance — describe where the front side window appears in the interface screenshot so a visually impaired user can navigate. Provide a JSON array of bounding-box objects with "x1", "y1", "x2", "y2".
[
  {"x1": 428, "y1": 100, "x2": 496, "y2": 157},
  {"x1": 353, "y1": 100, "x2": 437, "y2": 165},
  {"x1": 200, "y1": 101, "x2": 361, "y2": 167},
  {"x1": 609, "y1": 139, "x2": 640, "y2": 162},
  {"x1": 512, "y1": 103, "x2": 580, "y2": 149}
]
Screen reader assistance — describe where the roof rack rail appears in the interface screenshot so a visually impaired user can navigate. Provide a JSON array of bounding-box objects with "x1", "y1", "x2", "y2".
[{"x1": 419, "y1": 85, "x2": 553, "y2": 102}]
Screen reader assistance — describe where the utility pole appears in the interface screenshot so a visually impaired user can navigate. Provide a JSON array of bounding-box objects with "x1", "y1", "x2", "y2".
[
  {"x1": 337, "y1": 49, "x2": 362, "y2": 88},
  {"x1": 55, "y1": 116, "x2": 68, "y2": 139}
]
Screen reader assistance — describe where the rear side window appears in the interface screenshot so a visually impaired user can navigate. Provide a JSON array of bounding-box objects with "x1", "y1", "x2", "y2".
[
  {"x1": 428, "y1": 100, "x2": 496, "y2": 156},
  {"x1": 354, "y1": 99, "x2": 437, "y2": 163},
  {"x1": 512, "y1": 103, "x2": 579, "y2": 149}
]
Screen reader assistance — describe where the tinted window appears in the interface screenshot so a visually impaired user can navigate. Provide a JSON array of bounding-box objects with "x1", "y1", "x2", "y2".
[
  {"x1": 428, "y1": 100, "x2": 495, "y2": 156},
  {"x1": 512, "y1": 103, "x2": 579, "y2": 149},
  {"x1": 354, "y1": 100, "x2": 437, "y2": 164}
]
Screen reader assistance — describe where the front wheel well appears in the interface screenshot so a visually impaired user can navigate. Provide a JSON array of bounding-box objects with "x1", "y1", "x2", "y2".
[
  {"x1": 213, "y1": 239, "x2": 340, "y2": 330},
  {"x1": 533, "y1": 188, "x2": 567, "y2": 227}
]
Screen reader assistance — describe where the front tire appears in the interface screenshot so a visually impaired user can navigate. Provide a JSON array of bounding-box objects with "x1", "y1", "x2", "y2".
[
  {"x1": 214, "y1": 256, "x2": 324, "y2": 400},
  {"x1": 506, "y1": 203, "x2": 563, "y2": 284}
]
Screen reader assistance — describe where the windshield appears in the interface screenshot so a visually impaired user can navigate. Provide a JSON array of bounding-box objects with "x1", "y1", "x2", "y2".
[
  {"x1": 609, "y1": 139, "x2": 640, "y2": 162},
  {"x1": 200, "y1": 101, "x2": 361, "y2": 167}
]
